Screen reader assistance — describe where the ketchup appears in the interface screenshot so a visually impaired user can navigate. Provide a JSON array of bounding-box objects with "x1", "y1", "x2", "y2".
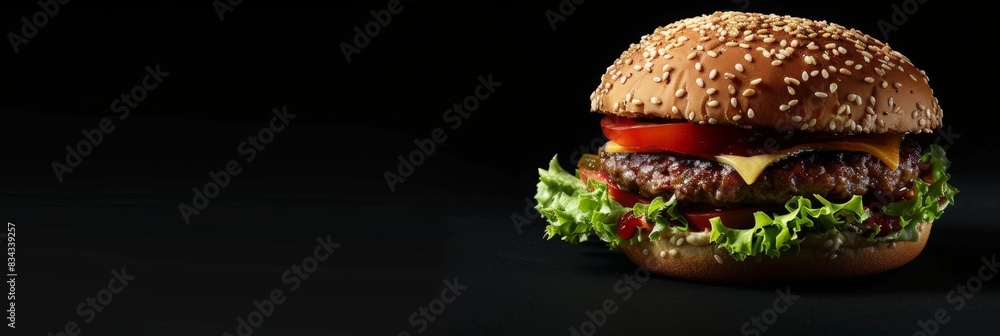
[
  {"x1": 860, "y1": 212, "x2": 902, "y2": 237},
  {"x1": 617, "y1": 212, "x2": 646, "y2": 240}
]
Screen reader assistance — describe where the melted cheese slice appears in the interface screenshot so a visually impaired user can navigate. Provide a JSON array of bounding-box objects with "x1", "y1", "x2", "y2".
[{"x1": 605, "y1": 135, "x2": 901, "y2": 185}]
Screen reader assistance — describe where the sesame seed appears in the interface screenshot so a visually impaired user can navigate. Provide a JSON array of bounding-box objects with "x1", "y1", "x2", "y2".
[
  {"x1": 912, "y1": 110, "x2": 919, "y2": 119},
  {"x1": 811, "y1": 70, "x2": 820, "y2": 77},
  {"x1": 830, "y1": 83, "x2": 839, "y2": 93},
  {"x1": 864, "y1": 77, "x2": 875, "y2": 83},
  {"x1": 838, "y1": 46, "x2": 848, "y2": 54},
  {"x1": 800, "y1": 123, "x2": 809, "y2": 131},
  {"x1": 747, "y1": 109, "x2": 755, "y2": 119},
  {"x1": 696, "y1": 45, "x2": 704, "y2": 51},
  {"x1": 764, "y1": 37, "x2": 776, "y2": 43},
  {"x1": 847, "y1": 94, "x2": 858, "y2": 103},
  {"x1": 809, "y1": 118, "x2": 817, "y2": 126},
  {"x1": 706, "y1": 100, "x2": 719, "y2": 107},
  {"x1": 714, "y1": 255, "x2": 724, "y2": 264},
  {"x1": 708, "y1": 117, "x2": 718, "y2": 124},
  {"x1": 855, "y1": 64, "x2": 863, "y2": 70},
  {"x1": 822, "y1": 69, "x2": 830, "y2": 78},
  {"x1": 739, "y1": 43, "x2": 750, "y2": 48},
  {"x1": 917, "y1": 102, "x2": 926, "y2": 111},
  {"x1": 789, "y1": 99, "x2": 799, "y2": 106},
  {"x1": 651, "y1": 97, "x2": 662, "y2": 104},
  {"x1": 695, "y1": 62, "x2": 703, "y2": 71},
  {"x1": 787, "y1": 86, "x2": 796, "y2": 95},
  {"x1": 632, "y1": 99, "x2": 643, "y2": 105},
  {"x1": 839, "y1": 68, "x2": 852, "y2": 75},
  {"x1": 866, "y1": 107, "x2": 876, "y2": 115},
  {"x1": 672, "y1": 106, "x2": 680, "y2": 113},
  {"x1": 724, "y1": 72, "x2": 735, "y2": 79},
  {"x1": 815, "y1": 92, "x2": 829, "y2": 98},
  {"x1": 830, "y1": 121, "x2": 836, "y2": 130},
  {"x1": 612, "y1": 102, "x2": 619, "y2": 111},
  {"x1": 642, "y1": 248, "x2": 649, "y2": 256},
  {"x1": 687, "y1": 52, "x2": 698, "y2": 60},
  {"x1": 669, "y1": 249, "x2": 678, "y2": 256},
  {"x1": 696, "y1": 78, "x2": 705, "y2": 87},
  {"x1": 751, "y1": 78, "x2": 763, "y2": 85},
  {"x1": 706, "y1": 88, "x2": 717, "y2": 95},
  {"x1": 784, "y1": 77, "x2": 800, "y2": 85},
  {"x1": 845, "y1": 60, "x2": 855, "y2": 66},
  {"x1": 632, "y1": 65, "x2": 642, "y2": 71},
  {"x1": 653, "y1": 77, "x2": 662, "y2": 83},
  {"x1": 736, "y1": 63, "x2": 745, "y2": 72},
  {"x1": 731, "y1": 97, "x2": 738, "y2": 108},
  {"x1": 744, "y1": 54, "x2": 753, "y2": 62},
  {"x1": 882, "y1": 80, "x2": 889, "y2": 88},
  {"x1": 743, "y1": 89, "x2": 756, "y2": 97},
  {"x1": 688, "y1": 111, "x2": 695, "y2": 119},
  {"x1": 771, "y1": 60, "x2": 783, "y2": 66},
  {"x1": 728, "y1": 85, "x2": 736, "y2": 95},
  {"x1": 838, "y1": 104, "x2": 848, "y2": 114},
  {"x1": 780, "y1": 104, "x2": 790, "y2": 111},
  {"x1": 802, "y1": 71, "x2": 810, "y2": 81},
  {"x1": 889, "y1": 96, "x2": 895, "y2": 107},
  {"x1": 625, "y1": 92, "x2": 632, "y2": 101},
  {"x1": 659, "y1": 250, "x2": 667, "y2": 258},
  {"x1": 792, "y1": 116, "x2": 802, "y2": 122},
  {"x1": 870, "y1": 96, "x2": 877, "y2": 106},
  {"x1": 919, "y1": 118, "x2": 927, "y2": 126},
  {"x1": 894, "y1": 82, "x2": 903, "y2": 89},
  {"x1": 675, "y1": 89, "x2": 687, "y2": 98},
  {"x1": 707, "y1": 50, "x2": 718, "y2": 58},
  {"x1": 825, "y1": 43, "x2": 837, "y2": 49},
  {"x1": 662, "y1": 64, "x2": 672, "y2": 72},
  {"x1": 709, "y1": 69, "x2": 718, "y2": 79}
]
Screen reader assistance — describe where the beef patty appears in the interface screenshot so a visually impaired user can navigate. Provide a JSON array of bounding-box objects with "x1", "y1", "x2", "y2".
[{"x1": 600, "y1": 139, "x2": 924, "y2": 206}]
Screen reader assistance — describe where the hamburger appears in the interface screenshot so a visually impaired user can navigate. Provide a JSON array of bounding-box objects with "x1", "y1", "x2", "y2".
[{"x1": 534, "y1": 11, "x2": 958, "y2": 282}]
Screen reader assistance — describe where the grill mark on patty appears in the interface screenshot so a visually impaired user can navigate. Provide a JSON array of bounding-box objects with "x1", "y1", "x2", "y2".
[{"x1": 600, "y1": 139, "x2": 923, "y2": 206}]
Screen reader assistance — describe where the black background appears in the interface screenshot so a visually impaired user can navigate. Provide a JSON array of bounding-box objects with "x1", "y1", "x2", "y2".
[{"x1": 2, "y1": 0, "x2": 999, "y2": 335}]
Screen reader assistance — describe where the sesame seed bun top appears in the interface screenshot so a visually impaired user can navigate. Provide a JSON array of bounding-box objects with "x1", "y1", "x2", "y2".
[{"x1": 589, "y1": 11, "x2": 942, "y2": 134}]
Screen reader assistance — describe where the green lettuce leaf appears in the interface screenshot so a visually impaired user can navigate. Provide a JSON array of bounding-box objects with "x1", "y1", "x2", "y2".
[
  {"x1": 708, "y1": 195, "x2": 868, "y2": 261},
  {"x1": 535, "y1": 144, "x2": 959, "y2": 261},
  {"x1": 880, "y1": 144, "x2": 959, "y2": 241}
]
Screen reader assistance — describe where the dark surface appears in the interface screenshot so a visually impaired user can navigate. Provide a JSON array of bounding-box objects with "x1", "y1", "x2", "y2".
[{"x1": 2, "y1": 0, "x2": 999, "y2": 335}]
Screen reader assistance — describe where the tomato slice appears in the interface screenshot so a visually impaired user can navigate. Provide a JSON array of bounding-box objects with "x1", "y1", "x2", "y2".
[
  {"x1": 681, "y1": 206, "x2": 778, "y2": 232},
  {"x1": 601, "y1": 115, "x2": 763, "y2": 158}
]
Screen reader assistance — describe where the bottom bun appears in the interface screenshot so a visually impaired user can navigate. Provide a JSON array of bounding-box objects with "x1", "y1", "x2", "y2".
[{"x1": 619, "y1": 222, "x2": 931, "y2": 283}]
